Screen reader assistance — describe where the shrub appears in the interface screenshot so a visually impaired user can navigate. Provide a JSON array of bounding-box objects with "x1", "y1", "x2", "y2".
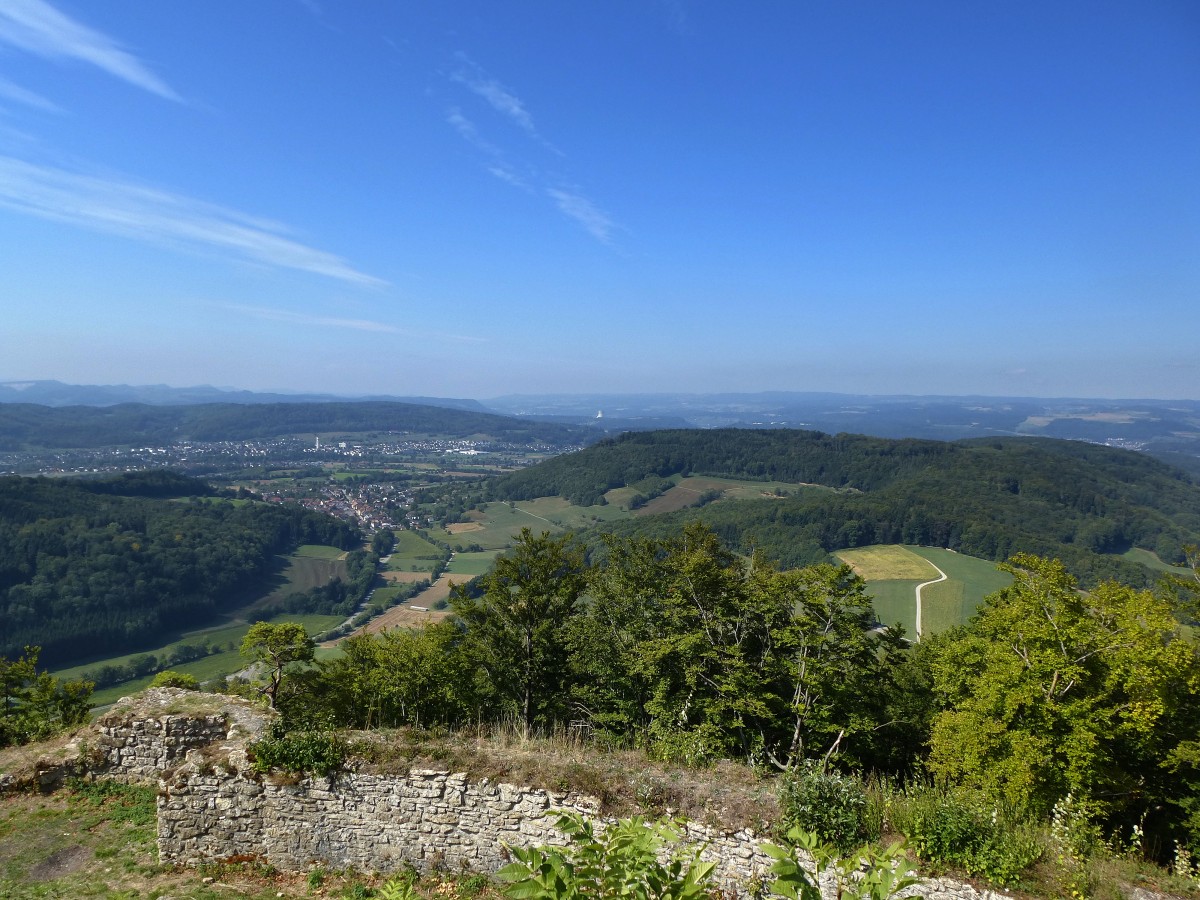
[
  {"x1": 886, "y1": 782, "x2": 1043, "y2": 887},
  {"x1": 765, "y1": 827, "x2": 919, "y2": 900},
  {"x1": 248, "y1": 720, "x2": 348, "y2": 777},
  {"x1": 150, "y1": 670, "x2": 200, "y2": 689},
  {"x1": 779, "y1": 763, "x2": 875, "y2": 853}
]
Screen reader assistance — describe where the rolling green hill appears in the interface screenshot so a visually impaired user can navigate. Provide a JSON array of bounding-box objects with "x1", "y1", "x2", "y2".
[{"x1": 487, "y1": 429, "x2": 1200, "y2": 586}]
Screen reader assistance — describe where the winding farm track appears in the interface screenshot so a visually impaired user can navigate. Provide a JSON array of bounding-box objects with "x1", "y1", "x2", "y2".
[{"x1": 913, "y1": 561, "x2": 948, "y2": 640}]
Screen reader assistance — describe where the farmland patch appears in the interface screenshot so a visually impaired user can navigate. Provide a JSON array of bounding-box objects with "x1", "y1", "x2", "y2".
[{"x1": 836, "y1": 545, "x2": 938, "y2": 581}]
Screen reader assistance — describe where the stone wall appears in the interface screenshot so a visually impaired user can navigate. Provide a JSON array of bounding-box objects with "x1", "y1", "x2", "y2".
[
  {"x1": 156, "y1": 764, "x2": 1011, "y2": 900},
  {"x1": 157, "y1": 766, "x2": 780, "y2": 895},
  {"x1": 89, "y1": 688, "x2": 269, "y2": 782}
]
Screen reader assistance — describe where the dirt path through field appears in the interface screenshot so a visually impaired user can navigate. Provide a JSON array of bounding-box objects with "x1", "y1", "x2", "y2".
[{"x1": 914, "y1": 562, "x2": 947, "y2": 640}]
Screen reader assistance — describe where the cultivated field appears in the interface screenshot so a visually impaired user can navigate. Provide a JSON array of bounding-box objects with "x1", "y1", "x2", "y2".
[
  {"x1": 345, "y1": 574, "x2": 455, "y2": 636},
  {"x1": 861, "y1": 580, "x2": 920, "y2": 636},
  {"x1": 430, "y1": 499, "x2": 624, "y2": 550},
  {"x1": 446, "y1": 550, "x2": 501, "y2": 577},
  {"x1": 294, "y1": 544, "x2": 348, "y2": 560},
  {"x1": 250, "y1": 550, "x2": 348, "y2": 611},
  {"x1": 380, "y1": 570, "x2": 430, "y2": 583},
  {"x1": 837, "y1": 545, "x2": 939, "y2": 581},
  {"x1": 907, "y1": 546, "x2": 1012, "y2": 628},
  {"x1": 1123, "y1": 547, "x2": 1193, "y2": 576},
  {"x1": 835, "y1": 545, "x2": 1012, "y2": 637}
]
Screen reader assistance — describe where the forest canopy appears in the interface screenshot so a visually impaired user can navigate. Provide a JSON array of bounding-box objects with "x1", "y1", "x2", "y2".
[{"x1": 0, "y1": 473, "x2": 358, "y2": 665}]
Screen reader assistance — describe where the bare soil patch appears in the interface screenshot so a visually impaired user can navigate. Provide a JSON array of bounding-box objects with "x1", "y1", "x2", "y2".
[
  {"x1": 380, "y1": 570, "x2": 430, "y2": 583},
  {"x1": 26, "y1": 844, "x2": 92, "y2": 881},
  {"x1": 446, "y1": 521, "x2": 484, "y2": 534},
  {"x1": 340, "y1": 575, "x2": 456, "y2": 636}
]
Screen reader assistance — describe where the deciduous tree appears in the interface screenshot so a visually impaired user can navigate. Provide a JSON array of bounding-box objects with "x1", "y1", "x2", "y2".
[
  {"x1": 451, "y1": 528, "x2": 587, "y2": 735},
  {"x1": 240, "y1": 621, "x2": 315, "y2": 709}
]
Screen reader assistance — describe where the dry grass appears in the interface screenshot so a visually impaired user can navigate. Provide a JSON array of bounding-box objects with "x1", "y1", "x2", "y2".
[
  {"x1": 349, "y1": 725, "x2": 780, "y2": 834},
  {"x1": 380, "y1": 570, "x2": 431, "y2": 583},
  {"x1": 835, "y1": 545, "x2": 938, "y2": 581}
]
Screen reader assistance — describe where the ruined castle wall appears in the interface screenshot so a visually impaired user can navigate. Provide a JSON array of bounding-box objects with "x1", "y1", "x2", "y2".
[{"x1": 8, "y1": 691, "x2": 1012, "y2": 900}]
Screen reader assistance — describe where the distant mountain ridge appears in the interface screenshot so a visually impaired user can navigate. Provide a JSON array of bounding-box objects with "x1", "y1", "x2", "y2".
[
  {"x1": 0, "y1": 380, "x2": 487, "y2": 411},
  {"x1": 0, "y1": 401, "x2": 589, "y2": 450},
  {"x1": 4, "y1": 381, "x2": 1198, "y2": 473}
]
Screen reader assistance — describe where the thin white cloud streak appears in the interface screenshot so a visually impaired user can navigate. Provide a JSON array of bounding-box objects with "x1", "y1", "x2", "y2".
[
  {"x1": 487, "y1": 164, "x2": 527, "y2": 189},
  {"x1": 225, "y1": 304, "x2": 401, "y2": 333},
  {"x1": 0, "y1": 155, "x2": 385, "y2": 286},
  {"x1": 547, "y1": 187, "x2": 613, "y2": 242},
  {"x1": 225, "y1": 303, "x2": 487, "y2": 344},
  {"x1": 0, "y1": 75, "x2": 60, "y2": 112},
  {"x1": 446, "y1": 107, "x2": 500, "y2": 155},
  {"x1": 0, "y1": 0, "x2": 180, "y2": 100},
  {"x1": 447, "y1": 56, "x2": 611, "y2": 243},
  {"x1": 451, "y1": 56, "x2": 536, "y2": 135}
]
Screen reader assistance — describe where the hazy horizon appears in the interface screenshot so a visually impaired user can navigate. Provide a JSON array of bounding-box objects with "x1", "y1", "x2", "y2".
[
  {"x1": 1, "y1": 2, "x2": 1197, "y2": 400},
  {"x1": 2, "y1": 376, "x2": 1198, "y2": 406}
]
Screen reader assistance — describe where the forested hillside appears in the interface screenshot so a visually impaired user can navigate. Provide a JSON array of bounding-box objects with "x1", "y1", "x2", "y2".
[
  {"x1": 0, "y1": 473, "x2": 359, "y2": 665},
  {"x1": 486, "y1": 430, "x2": 1200, "y2": 584},
  {"x1": 0, "y1": 400, "x2": 590, "y2": 450}
]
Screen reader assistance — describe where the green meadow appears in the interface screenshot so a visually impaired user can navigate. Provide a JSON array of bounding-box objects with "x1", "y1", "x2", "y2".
[
  {"x1": 386, "y1": 530, "x2": 445, "y2": 573},
  {"x1": 446, "y1": 550, "x2": 501, "y2": 577},
  {"x1": 835, "y1": 544, "x2": 1013, "y2": 637}
]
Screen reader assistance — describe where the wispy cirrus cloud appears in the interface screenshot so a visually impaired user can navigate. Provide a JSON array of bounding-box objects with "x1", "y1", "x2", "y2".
[
  {"x1": 0, "y1": 0, "x2": 180, "y2": 100},
  {"x1": 445, "y1": 55, "x2": 614, "y2": 243},
  {"x1": 446, "y1": 107, "x2": 499, "y2": 155},
  {"x1": 225, "y1": 303, "x2": 487, "y2": 343},
  {"x1": 0, "y1": 155, "x2": 385, "y2": 286},
  {"x1": 487, "y1": 164, "x2": 527, "y2": 189},
  {"x1": 0, "y1": 75, "x2": 61, "y2": 112},
  {"x1": 547, "y1": 187, "x2": 614, "y2": 243},
  {"x1": 451, "y1": 55, "x2": 536, "y2": 136}
]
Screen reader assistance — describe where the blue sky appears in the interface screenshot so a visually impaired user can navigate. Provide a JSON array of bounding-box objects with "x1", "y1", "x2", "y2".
[{"x1": 0, "y1": 1, "x2": 1197, "y2": 400}]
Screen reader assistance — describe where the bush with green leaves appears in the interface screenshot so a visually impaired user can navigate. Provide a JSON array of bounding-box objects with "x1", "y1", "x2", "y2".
[
  {"x1": 150, "y1": 670, "x2": 200, "y2": 689},
  {"x1": 496, "y1": 812, "x2": 715, "y2": 900},
  {"x1": 779, "y1": 763, "x2": 876, "y2": 854},
  {"x1": 885, "y1": 783, "x2": 1043, "y2": 887},
  {"x1": 248, "y1": 719, "x2": 348, "y2": 777}
]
